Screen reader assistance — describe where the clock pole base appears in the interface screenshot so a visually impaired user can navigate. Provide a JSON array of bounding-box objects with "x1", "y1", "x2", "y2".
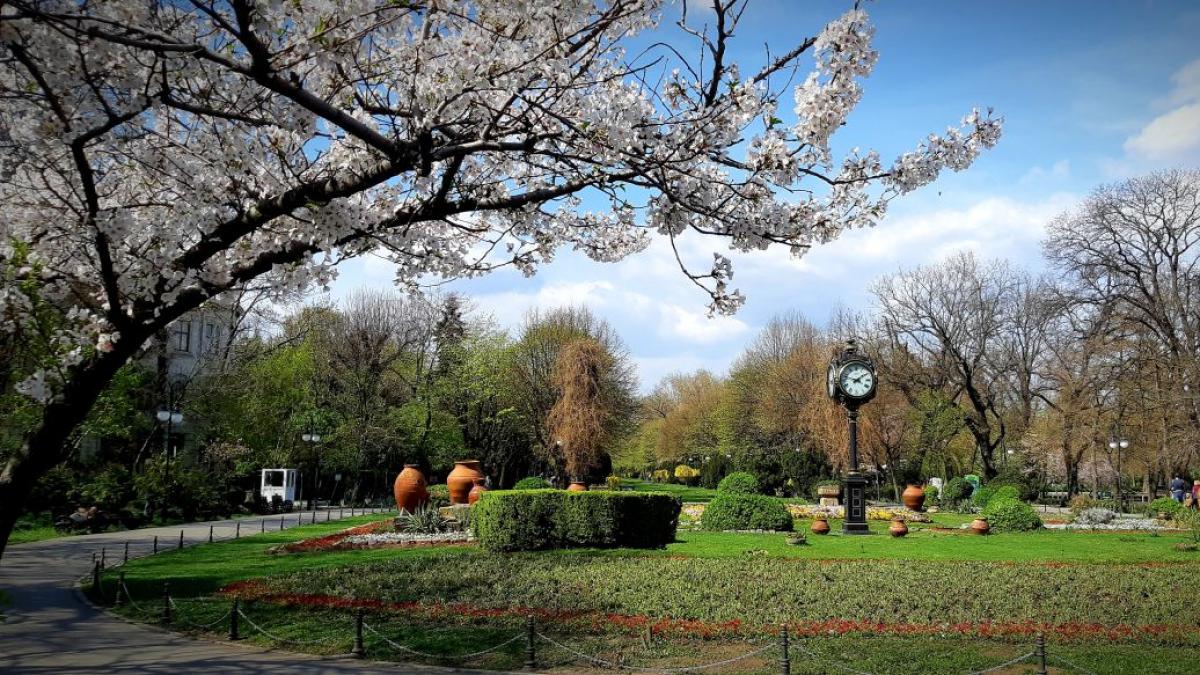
[{"x1": 842, "y1": 472, "x2": 871, "y2": 535}]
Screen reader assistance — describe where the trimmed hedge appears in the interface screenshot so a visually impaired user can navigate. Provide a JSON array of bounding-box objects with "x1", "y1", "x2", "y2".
[
  {"x1": 717, "y1": 472, "x2": 760, "y2": 495},
  {"x1": 472, "y1": 490, "x2": 681, "y2": 552},
  {"x1": 982, "y1": 497, "x2": 1042, "y2": 532},
  {"x1": 701, "y1": 493, "x2": 793, "y2": 532},
  {"x1": 513, "y1": 477, "x2": 552, "y2": 490}
]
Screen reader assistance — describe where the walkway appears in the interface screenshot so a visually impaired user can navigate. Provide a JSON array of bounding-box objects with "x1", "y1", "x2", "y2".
[{"x1": 0, "y1": 510, "x2": 476, "y2": 674}]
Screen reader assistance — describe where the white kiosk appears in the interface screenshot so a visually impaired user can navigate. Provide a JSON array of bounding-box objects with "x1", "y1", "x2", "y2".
[{"x1": 261, "y1": 468, "x2": 300, "y2": 507}]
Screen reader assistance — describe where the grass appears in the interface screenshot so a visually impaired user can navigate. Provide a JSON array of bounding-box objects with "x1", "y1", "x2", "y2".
[
  {"x1": 101, "y1": 512, "x2": 1200, "y2": 674},
  {"x1": 9, "y1": 526, "x2": 62, "y2": 545},
  {"x1": 619, "y1": 478, "x2": 719, "y2": 502}
]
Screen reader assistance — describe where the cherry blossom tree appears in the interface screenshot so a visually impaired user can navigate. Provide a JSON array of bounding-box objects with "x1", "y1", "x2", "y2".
[{"x1": 0, "y1": 0, "x2": 1000, "y2": 558}]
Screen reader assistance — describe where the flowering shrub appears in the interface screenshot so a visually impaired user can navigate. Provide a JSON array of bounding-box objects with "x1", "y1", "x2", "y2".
[
  {"x1": 674, "y1": 465, "x2": 700, "y2": 485},
  {"x1": 717, "y1": 472, "x2": 760, "y2": 495},
  {"x1": 982, "y1": 498, "x2": 1042, "y2": 532},
  {"x1": 786, "y1": 504, "x2": 931, "y2": 523}
]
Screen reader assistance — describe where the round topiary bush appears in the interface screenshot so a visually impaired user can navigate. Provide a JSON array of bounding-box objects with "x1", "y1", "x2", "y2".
[
  {"x1": 941, "y1": 477, "x2": 972, "y2": 505},
  {"x1": 982, "y1": 497, "x2": 1042, "y2": 532},
  {"x1": 717, "y1": 472, "x2": 760, "y2": 495},
  {"x1": 1147, "y1": 496, "x2": 1182, "y2": 519},
  {"x1": 701, "y1": 493, "x2": 792, "y2": 531},
  {"x1": 513, "y1": 477, "x2": 553, "y2": 490}
]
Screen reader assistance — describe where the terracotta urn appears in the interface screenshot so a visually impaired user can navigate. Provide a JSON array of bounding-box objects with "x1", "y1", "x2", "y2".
[
  {"x1": 468, "y1": 477, "x2": 487, "y2": 504},
  {"x1": 447, "y1": 460, "x2": 484, "y2": 505},
  {"x1": 811, "y1": 518, "x2": 831, "y2": 535},
  {"x1": 970, "y1": 517, "x2": 991, "y2": 535},
  {"x1": 889, "y1": 517, "x2": 909, "y2": 537},
  {"x1": 393, "y1": 464, "x2": 429, "y2": 514},
  {"x1": 902, "y1": 484, "x2": 926, "y2": 512},
  {"x1": 567, "y1": 480, "x2": 588, "y2": 492}
]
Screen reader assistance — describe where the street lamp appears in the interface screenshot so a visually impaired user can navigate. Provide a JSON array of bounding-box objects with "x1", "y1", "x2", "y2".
[
  {"x1": 1108, "y1": 437, "x2": 1129, "y2": 506},
  {"x1": 302, "y1": 428, "x2": 322, "y2": 510},
  {"x1": 155, "y1": 408, "x2": 183, "y2": 483}
]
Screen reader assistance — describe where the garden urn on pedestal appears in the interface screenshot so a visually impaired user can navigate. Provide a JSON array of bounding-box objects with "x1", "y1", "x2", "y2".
[
  {"x1": 567, "y1": 480, "x2": 588, "y2": 492},
  {"x1": 817, "y1": 484, "x2": 840, "y2": 507},
  {"x1": 393, "y1": 465, "x2": 429, "y2": 514},
  {"x1": 901, "y1": 484, "x2": 926, "y2": 512},
  {"x1": 970, "y1": 517, "x2": 991, "y2": 535},
  {"x1": 447, "y1": 460, "x2": 484, "y2": 505},
  {"x1": 811, "y1": 518, "x2": 831, "y2": 535},
  {"x1": 889, "y1": 517, "x2": 909, "y2": 537},
  {"x1": 468, "y1": 478, "x2": 488, "y2": 505}
]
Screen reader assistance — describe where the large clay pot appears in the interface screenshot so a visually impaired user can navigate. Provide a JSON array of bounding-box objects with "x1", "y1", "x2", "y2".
[
  {"x1": 811, "y1": 518, "x2": 831, "y2": 535},
  {"x1": 902, "y1": 484, "x2": 926, "y2": 512},
  {"x1": 447, "y1": 460, "x2": 484, "y2": 505},
  {"x1": 393, "y1": 464, "x2": 429, "y2": 514},
  {"x1": 468, "y1": 477, "x2": 487, "y2": 505},
  {"x1": 567, "y1": 481, "x2": 588, "y2": 492},
  {"x1": 970, "y1": 517, "x2": 991, "y2": 535},
  {"x1": 889, "y1": 517, "x2": 909, "y2": 538}
]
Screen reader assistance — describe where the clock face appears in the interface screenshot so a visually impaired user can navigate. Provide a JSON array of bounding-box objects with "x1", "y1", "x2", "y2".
[
  {"x1": 827, "y1": 363, "x2": 838, "y2": 399},
  {"x1": 838, "y1": 363, "x2": 874, "y2": 399}
]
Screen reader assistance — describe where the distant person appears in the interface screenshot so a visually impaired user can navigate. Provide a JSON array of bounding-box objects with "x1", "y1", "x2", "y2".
[
  {"x1": 1170, "y1": 475, "x2": 1188, "y2": 503},
  {"x1": 1191, "y1": 480, "x2": 1200, "y2": 509}
]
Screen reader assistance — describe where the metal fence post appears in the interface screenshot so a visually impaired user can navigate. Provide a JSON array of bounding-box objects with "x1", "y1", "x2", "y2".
[
  {"x1": 123, "y1": 541, "x2": 129, "y2": 563},
  {"x1": 280, "y1": 515, "x2": 285, "y2": 530},
  {"x1": 91, "y1": 559, "x2": 101, "y2": 595},
  {"x1": 524, "y1": 614, "x2": 537, "y2": 671},
  {"x1": 178, "y1": 530, "x2": 184, "y2": 549},
  {"x1": 1035, "y1": 634, "x2": 1048, "y2": 675},
  {"x1": 261, "y1": 518, "x2": 266, "y2": 533},
  {"x1": 100, "y1": 547, "x2": 106, "y2": 568},
  {"x1": 153, "y1": 535, "x2": 158, "y2": 554},
  {"x1": 162, "y1": 582, "x2": 172, "y2": 625},
  {"x1": 209, "y1": 525, "x2": 214, "y2": 543},
  {"x1": 350, "y1": 609, "x2": 365, "y2": 658},
  {"x1": 236, "y1": 522, "x2": 241, "y2": 538},
  {"x1": 229, "y1": 598, "x2": 240, "y2": 640},
  {"x1": 116, "y1": 571, "x2": 127, "y2": 607},
  {"x1": 326, "y1": 509, "x2": 331, "y2": 522},
  {"x1": 779, "y1": 624, "x2": 790, "y2": 675}
]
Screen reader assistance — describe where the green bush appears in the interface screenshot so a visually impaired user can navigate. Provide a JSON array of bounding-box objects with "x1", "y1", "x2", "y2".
[
  {"x1": 513, "y1": 477, "x2": 552, "y2": 490},
  {"x1": 717, "y1": 472, "x2": 760, "y2": 495},
  {"x1": 941, "y1": 477, "x2": 972, "y2": 505},
  {"x1": 472, "y1": 490, "x2": 681, "y2": 552},
  {"x1": 1147, "y1": 496, "x2": 1183, "y2": 519},
  {"x1": 924, "y1": 484, "x2": 940, "y2": 503},
  {"x1": 427, "y1": 484, "x2": 450, "y2": 508},
  {"x1": 701, "y1": 494, "x2": 793, "y2": 532},
  {"x1": 982, "y1": 497, "x2": 1042, "y2": 532}
]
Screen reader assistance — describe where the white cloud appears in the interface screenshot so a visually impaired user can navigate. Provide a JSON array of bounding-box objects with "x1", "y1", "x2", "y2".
[
  {"x1": 1124, "y1": 59, "x2": 1200, "y2": 162},
  {"x1": 656, "y1": 304, "x2": 749, "y2": 344},
  {"x1": 1019, "y1": 159, "x2": 1071, "y2": 185}
]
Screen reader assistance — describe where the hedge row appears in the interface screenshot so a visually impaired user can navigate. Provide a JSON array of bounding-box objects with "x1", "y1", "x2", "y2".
[{"x1": 472, "y1": 490, "x2": 682, "y2": 551}]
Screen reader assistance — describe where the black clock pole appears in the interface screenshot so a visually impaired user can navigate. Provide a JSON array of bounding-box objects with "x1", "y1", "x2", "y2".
[{"x1": 843, "y1": 407, "x2": 869, "y2": 534}]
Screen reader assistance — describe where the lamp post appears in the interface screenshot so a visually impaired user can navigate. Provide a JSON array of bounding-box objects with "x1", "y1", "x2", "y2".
[
  {"x1": 301, "y1": 429, "x2": 322, "y2": 511},
  {"x1": 1108, "y1": 437, "x2": 1129, "y2": 508},
  {"x1": 155, "y1": 408, "x2": 183, "y2": 483}
]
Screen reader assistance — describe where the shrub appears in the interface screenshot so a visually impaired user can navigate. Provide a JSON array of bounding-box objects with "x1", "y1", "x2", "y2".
[
  {"x1": 472, "y1": 490, "x2": 681, "y2": 552},
  {"x1": 606, "y1": 475, "x2": 622, "y2": 490},
  {"x1": 982, "y1": 497, "x2": 1042, "y2": 532},
  {"x1": 924, "y1": 484, "x2": 940, "y2": 504},
  {"x1": 397, "y1": 504, "x2": 450, "y2": 533},
  {"x1": 1146, "y1": 496, "x2": 1182, "y2": 519},
  {"x1": 513, "y1": 477, "x2": 552, "y2": 491},
  {"x1": 1075, "y1": 507, "x2": 1117, "y2": 526},
  {"x1": 701, "y1": 494, "x2": 793, "y2": 532},
  {"x1": 717, "y1": 472, "x2": 760, "y2": 495},
  {"x1": 674, "y1": 464, "x2": 700, "y2": 485},
  {"x1": 940, "y1": 477, "x2": 972, "y2": 506},
  {"x1": 427, "y1": 484, "x2": 450, "y2": 508}
]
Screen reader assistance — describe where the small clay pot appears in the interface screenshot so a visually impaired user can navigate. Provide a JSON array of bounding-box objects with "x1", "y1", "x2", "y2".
[
  {"x1": 811, "y1": 518, "x2": 831, "y2": 535},
  {"x1": 447, "y1": 460, "x2": 484, "y2": 504},
  {"x1": 468, "y1": 477, "x2": 487, "y2": 505},
  {"x1": 567, "y1": 481, "x2": 588, "y2": 492},
  {"x1": 902, "y1": 484, "x2": 926, "y2": 512},
  {"x1": 889, "y1": 517, "x2": 909, "y2": 537},
  {"x1": 392, "y1": 464, "x2": 429, "y2": 514},
  {"x1": 970, "y1": 517, "x2": 991, "y2": 535}
]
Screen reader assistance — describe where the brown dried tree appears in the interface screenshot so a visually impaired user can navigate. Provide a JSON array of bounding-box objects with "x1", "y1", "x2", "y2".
[{"x1": 547, "y1": 338, "x2": 614, "y2": 482}]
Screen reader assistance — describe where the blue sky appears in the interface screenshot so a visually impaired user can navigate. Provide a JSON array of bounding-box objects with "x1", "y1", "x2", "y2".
[{"x1": 320, "y1": 0, "x2": 1200, "y2": 392}]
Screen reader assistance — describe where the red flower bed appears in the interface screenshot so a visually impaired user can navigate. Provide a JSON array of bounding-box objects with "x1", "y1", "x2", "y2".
[{"x1": 217, "y1": 581, "x2": 1199, "y2": 645}]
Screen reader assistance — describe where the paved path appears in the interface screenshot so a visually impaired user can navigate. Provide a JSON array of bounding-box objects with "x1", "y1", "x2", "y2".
[{"x1": 0, "y1": 510, "x2": 476, "y2": 674}]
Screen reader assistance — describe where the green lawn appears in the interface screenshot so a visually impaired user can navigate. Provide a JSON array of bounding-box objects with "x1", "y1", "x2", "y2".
[
  {"x1": 9, "y1": 526, "x2": 62, "y2": 545},
  {"x1": 619, "y1": 478, "x2": 719, "y2": 502},
  {"x1": 101, "y1": 514, "x2": 1200, "y2": 674}
]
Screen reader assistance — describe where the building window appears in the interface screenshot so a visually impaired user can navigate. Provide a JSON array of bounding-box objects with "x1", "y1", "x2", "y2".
[
  {"x1": 172, "y1": 321, "x2": 191, "y2": 352},
  {"x1": 205, "y1": 322, "x2": 219, "y2": 350}
]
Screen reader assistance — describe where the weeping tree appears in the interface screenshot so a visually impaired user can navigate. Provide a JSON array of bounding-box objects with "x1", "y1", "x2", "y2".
[
  {"x1": 0, "y1": 0, "x2": 1000, "y2": 560},
  {"x1": 548, "y1": 338, "x2": 614, "y2": 483}
]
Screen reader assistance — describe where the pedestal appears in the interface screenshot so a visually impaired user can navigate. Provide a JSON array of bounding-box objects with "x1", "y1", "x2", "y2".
[{"x1": 842, "y1": 472, "x2": 870, "y2": 534}]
